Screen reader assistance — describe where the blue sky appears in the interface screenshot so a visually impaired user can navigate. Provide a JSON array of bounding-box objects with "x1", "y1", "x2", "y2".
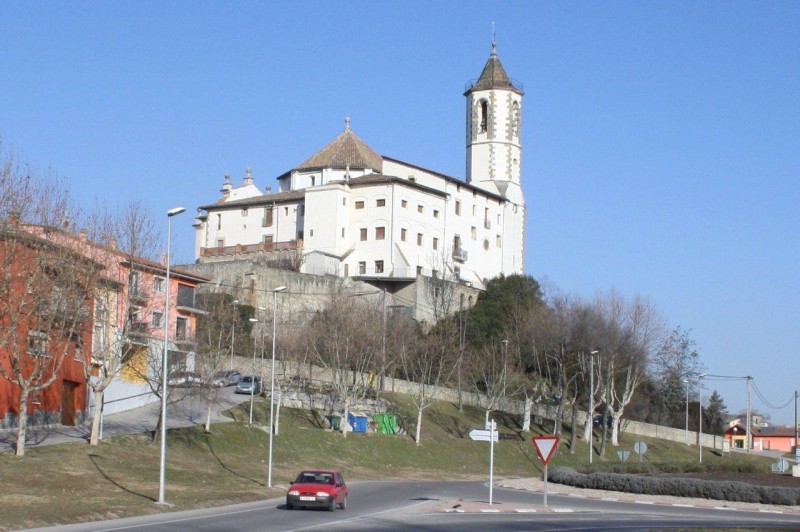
[{"x1": 2, "y1": 2, "x2": 798, "y2": 424}]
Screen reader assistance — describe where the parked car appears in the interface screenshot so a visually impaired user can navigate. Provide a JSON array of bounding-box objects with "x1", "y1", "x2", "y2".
[
  {"x1": 168, "y1": 371, "x2": 203, "y2": 387},
  {"x1": 286, "y1": 470, "x2": 347, "y2": 511},
  {"x1": 212, "y1": 370, "x2": 241, "y2": 387},
  {"x1": 235, "y1": 375, "x2": 263, "y2": 395},
  {"x1": 593, "y1": 415, "x2": 614, "y2": 428}
]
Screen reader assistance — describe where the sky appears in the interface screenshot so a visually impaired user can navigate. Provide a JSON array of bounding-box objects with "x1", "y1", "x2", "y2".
[{"x1": 1, "y1": 2, "x2": 798, "y2": 425}]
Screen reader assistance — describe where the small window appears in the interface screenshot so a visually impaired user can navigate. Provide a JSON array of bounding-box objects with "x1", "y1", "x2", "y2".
[
  {"x1": 433, "y1": 237, "x2": 438, "y2": 250},
  {"x1": 401, "y1": 199, "x2": 408, "y2": 208},
  {"x1": 284, "y1": 207, "x2": 289, "y2": 216},
  {"x1": 408, "y1": 176, "x2": 416, "y2": 183},
  {"x1": 433, "y1": 209, "x2": 439, "y2": 219},
  {"x1": 375, "y1": 260, "x2": 384, "y2": 274},
  {"x1": 152, "y1": 311, "x2": 163, "y2": 328},
  {"x1": 360, "y1": 228, "x2": 367, "y2": 241},
  {"x1": 175, "y1": 317, "x2": 188, "y2": 341},
  {"x1": 376, "y1": 199, "x2": 386, "y2": 207},
  {"x1": 375, "y1": 227, "x2": 385, "y2": 240},
  {"x1": 471, "y1": 227, "x2": 477, "y2": 240},
  {"x1": 242, "y1": 208, "x2": 248, "y2": 217},
  {"x1": 341, "y1": 228, "x2": 345, "y2": 238},
  {"x1": 309, "y1": 229, "x2": 314, "y2": 237},
  {"x1": 417, "y1": 205, "x2": 424, "y2": 214},
  {"x1": 152, "y1": 276, "x2": 165, "y2": 293},
  {"x1": 216, "y1": 239, "x2": 225, "y2": 248},
  {"x1": 496, "y1": 235, "x2": 502, "y2": 247},
  {"x1": 263, "y1": 206, "x2": 273, "y2": 227},
  {"x1": 497, "y1": 213, "x2": 501, "y2": 224},
  {"x1": 342, "y1": 198, "x2": 346, "y2": 206},
  {"x1": 355, "y1": 200, "x2": 365, "y2": 209},
  {"x1": 416, "y1": 265, "x2": 423, "y2": 275},
  {"x1": 27, "y1": 330, "x2": 48, "y2": 357},
  {"x1": 400, "y1": 228, "x2": 407, "y2": 242},
  {"x1": 483, "y1": 239, "x2": 490, "y2": 250},
  {"x1": 297, "y1": 231, "x2": 303, "y2": 240},
  {"x1": 479, "y1": 100, "x2": 488, "y2": 132},
  {"x1": 472, "y1": 205, "x2": 476, "y2": 216},
  {"x1": 417, "y1": 233, "x2": 423, "y2": 246},
  {"x1": 358, "y1": 261, "x2": 366, "y2": 274},
  {"x1": 311, "y1": 176, "x2": 316, "y2": 186},
  {"x1": 455, "y1": 200, "x2": 461, "y2": 215},
  {"x1": 217, "y1": 213, "x2": 222, "y2": 230}
]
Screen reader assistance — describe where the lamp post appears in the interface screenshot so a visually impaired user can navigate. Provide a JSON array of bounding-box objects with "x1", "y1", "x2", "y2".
[
  {"x1": 248, "y1": 317, "x2": 258, "y2": 425},
  {"x1": 698, "y1": 373, "x2": 706, "y2": 463},
  {"x1": 683, "y1": 378, "x2": 689, "y2": 445},
  {"x1": 230, "y1": 299, "x2": 238, "y2": 370},
  {"x1": 157, "y1": 206, "x2": 185, "y2": 506},
  {"x1": 588, "y1": 350, "x2": 599, "y2": 464},
  {"x1": 268, "y1": 285, "x2": 287, "y2": 488}
]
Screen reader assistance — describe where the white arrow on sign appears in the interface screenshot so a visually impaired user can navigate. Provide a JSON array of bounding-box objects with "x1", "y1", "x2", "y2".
[{"x1": 469, "y1": 428, "x2": 499, "y2": 442}]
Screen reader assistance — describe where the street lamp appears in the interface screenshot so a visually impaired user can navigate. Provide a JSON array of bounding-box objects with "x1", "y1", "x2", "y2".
[
  {"x1": 230, "y1": 299, "x2": 238, "y2": 370},
  {"x1": 248, "y1": 317, "x2": 258, "y2": 425},
  {"x1": 158, "y1": 206, "x2": 185, "y2": 506},
  {"x1": 588, "y1": 350, "x2": 599, "y2": 464},
  {"x1": 683, "y1": 378, "x2": 690, "y2": 446},
  {"x1": 268, "y1": 285, "x2": 287, "y2": 488},
  {"x1": 698, "y1": 373, "x2": 706, "y2": 463}
]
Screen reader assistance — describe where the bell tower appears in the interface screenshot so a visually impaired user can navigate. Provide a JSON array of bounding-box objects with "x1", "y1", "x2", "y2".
[{"x1": 465, "y1": 40, "x2": 524, "y2": 206}]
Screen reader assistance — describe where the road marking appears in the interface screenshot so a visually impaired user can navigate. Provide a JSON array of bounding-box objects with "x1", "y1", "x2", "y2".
[
  {"x1": 515, "y1": 509, "x2": 537, "y2": 513},
  {"x1": 552, "y1": 508, "x2": 575, "y2": 513},
  {"x1": 714, "y1": 507, "x2": 735, "y2": 510},
  {"x1": 758, "y1": 509, "x2": 784, "y2": 514},
  {"x1": 480, "y1": 509, "x2": 500, "y2": 513},
  {"x1": 634, "y1": 501, "x2": 654, "y2": 505},
  {"x1": 672, "y1": 504, "x2": 695, "y2": 507},
  {"x1": 601, "y1": 497, "x2": 618, "y2": 501}
]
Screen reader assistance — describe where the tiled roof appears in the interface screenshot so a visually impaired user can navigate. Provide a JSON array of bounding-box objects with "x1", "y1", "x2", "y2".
[
  {"x1": 199, "y1": 190, "x2": 306, "y2": 211},
  {"x1": 295, "y1": 117, "x2": 382, "y2": 172},
  {"x1": 465, "y1": 43, "x2": 524, "y2": 95}
]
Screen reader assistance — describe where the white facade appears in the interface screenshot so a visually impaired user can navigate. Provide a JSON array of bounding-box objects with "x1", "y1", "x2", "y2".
[{"x1": 193, "y1": 46, "x2": 526, "y2": 291}]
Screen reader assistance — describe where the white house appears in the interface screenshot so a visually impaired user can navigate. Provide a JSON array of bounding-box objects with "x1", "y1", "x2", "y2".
[{"x1": 193, "y1": 42, "x2": 525, "y2": 296}]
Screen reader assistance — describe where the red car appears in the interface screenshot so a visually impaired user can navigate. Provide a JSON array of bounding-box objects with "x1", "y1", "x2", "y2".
[{"x1": 286, "y1": 470, "x2": 347, "y2": 511}]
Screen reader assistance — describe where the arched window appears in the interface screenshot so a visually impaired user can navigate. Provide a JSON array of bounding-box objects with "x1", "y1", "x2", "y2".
[
  {"x1": 479, "y1": 100, "x2": 488, "y2": 133},
  {"x1": 512, "y1": 101, "x2": 520, "y2": 137}
]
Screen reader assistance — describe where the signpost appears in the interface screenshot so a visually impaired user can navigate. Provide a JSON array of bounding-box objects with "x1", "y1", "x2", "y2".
[
  {"x1": 469, "y1": 420, "x2": 499, "y2": 504},
  {"x1": 633, "y1": 441, "x2": 648, "y2": 463},
  {"x1": 531, "y1": 436, "x2": 560, "y2": 508}
]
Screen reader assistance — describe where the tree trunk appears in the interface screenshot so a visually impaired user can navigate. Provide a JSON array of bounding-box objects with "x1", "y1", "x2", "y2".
[
  {"x1": 152, "y1": 409, "x2": 163, "y2": 444},
  {"x1": 89, "y1": 389, "x2": 104, "y2": 445},
  {"x1": 15, "y1": 389, "x2": 29, "y2": 457},
  {"x1": 521, "y1": 397, "x2": 532, "y2": 432},
  {"x1": 554, "y1": 397, "x2": 564, "y2": 435},
  {"x1": 568, "y1": 401, "x2": 579, "y2": 454},
  {"x1": 205, "y1": 404, "x2": 212, "y2": 433},
  {"x1": 341, "y1": 401, "x2": 349, "y2": 439},
  {"x1": 415, "y1": 406, "x2": 423, "y2": 447},
  {"x1": 599, "y1": 410, "x2": 609, "y2": 458},
  {"x1": 583, "y1": 407, "x2": 593, "y2": 443}
]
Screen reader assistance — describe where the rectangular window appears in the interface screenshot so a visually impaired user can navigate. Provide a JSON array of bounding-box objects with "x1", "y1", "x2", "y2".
[
  {"x1": 129, "y1": 271, "x2": 141, "y2": 296},
  {"x1": 376, "y1": 198, "x2": 386, "y2": 207},
  {"x1": 400, "y1": 228, "x2": 407, "y2": 241},
  {"x1": 175, "y1": 317, "x2": 188, "y2": 341},
  {"x1": 263, "y1": 206, "x2": 273, "y2": 227},
  {"x1": 433, "y1": 209, "x2": 439, "y2": 218},
  {"x1": 284, "y1": 207, "x2": 289, "y2": 215},
  {"x1": 417, "y1": 233, "x2": 423, "y2": 246},
  {"x1": 433, "y1": 237, "x2": 438, "y2": 250},
  {"x1": 471, "y1": 226, "x2": 477, "y2": 240},
  {"x1": 177, "y1": 284, "x2": 195, "y2": 308},
  {"x1": 217, "y1": 239, "x2": 225, "y2": 248},
  {"x1": 360, "y1": 228, "x2": 367, "y2": 241},
  {"x1": 375, "y1": 227, "x2": 385, "y2": 240},
  {"x1": 408, "y1": 176, "x2": 416, "y2": 183},
  {"x1": 27, "y1": 330, "x2": 48, "y2": 357},
  {"x1": 358, "y1": 261, "x2": 366, "y2": 274},
  {"x1": 355, "y1": 200, "x2": 365, "y2": 209},
  {"x1": 454, "y1": 235, "x2": 462, "y2": 250},
  {"x1": 342, "y1": 198, "x2": 346, "y2": 206},
  {"x1": 417, "y1": 205, "x2": 424, "y2": 214},
  {"x1": 455, "y1": 200, "x2": 461, "y2": 215},
  {"x1": 242, "y1": 208, "x2": 248, "y2": 217},
  {"x1": 152, "y1": 311, "x2": 163, "y2": 328},
  {"x1": 401, "y1": 199, "x2": 408, "y2": 208},
  {"x1": 152, "y1": 276, "x2": 165, "y2": 293},
  {"x1": 297, "y1": 231, "x2": 303, "y2": 240},
  {"x1": 217, "y1": 214, "x2": 222, "y2": 230},
  {"x1": 309, "y1": 229, "x2": 314, "y2": 237},
  {"x1": 311, "y1": 176, "x2": 316, "y2": 186},
  {"x1": 472, "y1": 205, "x2": 476, "y2": 216},
  {"x1": 496, "y1": 235, "x2": 502, "y2": 247},
  {"x1": 375, "y1": 260, "x2": 384, "y2": 273},
  {"x1": 341, "y1": 228, "x2": 345, "y2": 238},
  {"x1": 416, "y1": 265, "x2": 423, "y2": 275}
]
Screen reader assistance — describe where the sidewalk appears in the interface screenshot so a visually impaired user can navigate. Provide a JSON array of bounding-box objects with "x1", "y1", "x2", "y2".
[{"x1": 0, "y1": 388, "x2": 243, "y2": 453}]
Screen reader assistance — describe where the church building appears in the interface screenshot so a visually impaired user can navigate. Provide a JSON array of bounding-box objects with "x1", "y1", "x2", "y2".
[{"x1": 192, "y1": 43, "x2": 525, "y2": 303}]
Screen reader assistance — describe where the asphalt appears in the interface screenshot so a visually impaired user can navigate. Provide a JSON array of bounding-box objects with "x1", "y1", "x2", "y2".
[{"x1": 0, "y1": 387, "x2": 245, "y2": 453}]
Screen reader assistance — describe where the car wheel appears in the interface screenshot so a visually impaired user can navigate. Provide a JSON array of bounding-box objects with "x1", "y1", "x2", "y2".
[
  {"x1": 328, "y1": 498, "x2": 336, "y2": 512},
  {"x1": 338, "y1": 494, "x2": 347, "y2": 510}
]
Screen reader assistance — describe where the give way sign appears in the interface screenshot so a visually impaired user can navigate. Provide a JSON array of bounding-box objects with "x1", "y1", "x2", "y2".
[{"x1": 531, "y1": 436, "x2": 560, "y2": 465}]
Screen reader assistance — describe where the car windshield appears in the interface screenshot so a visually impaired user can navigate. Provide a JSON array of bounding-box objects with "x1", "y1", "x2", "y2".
[
  {"x1": 295, "y1": 472, "x2": 334, "y2": 484},
  {"x1": 241, "y1": 377, "x2": 253, "y2": 383}
]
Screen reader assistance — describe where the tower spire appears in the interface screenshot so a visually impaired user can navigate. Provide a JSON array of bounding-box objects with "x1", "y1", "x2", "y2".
[{"x1": 491, "y1": 21, "x2": 496, "y2": 56}]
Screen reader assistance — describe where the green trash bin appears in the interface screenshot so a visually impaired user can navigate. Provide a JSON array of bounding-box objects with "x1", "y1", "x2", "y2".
[{"x1": 327, "y1": 415, "x2": 341, "y2": 430}]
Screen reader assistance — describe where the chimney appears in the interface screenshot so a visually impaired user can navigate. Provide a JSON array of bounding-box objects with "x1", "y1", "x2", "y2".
[
  {"x1": 243, "y1": 167, "x2": 254, "y2": 186},
  {"x1": 220, "y1": 173, "x2": 232, "y2": 197},
  {"x1": 108, "y1": 237, "x2": 117, "y2": 250}
]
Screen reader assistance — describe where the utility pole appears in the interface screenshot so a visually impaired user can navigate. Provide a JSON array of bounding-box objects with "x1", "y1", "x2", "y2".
[
  {"x1": 746, "y1": 376, "x2": 752, "y2": 453},
  {"x1": 794, "y1": 390, "x2": 798, "y2": 458}
]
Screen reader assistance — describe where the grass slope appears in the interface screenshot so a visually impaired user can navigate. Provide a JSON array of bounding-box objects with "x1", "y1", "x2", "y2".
[{"x1": 0, "y1": 392, "x2": 776, "y2": 530}]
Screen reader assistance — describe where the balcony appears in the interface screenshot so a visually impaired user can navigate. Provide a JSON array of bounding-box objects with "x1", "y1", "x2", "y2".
[
  {"x1": 129, "y1": 290, "x2": 148, "y2": 306},
  {"x1": 452, "y1": 248, "x2": 468, "y2": 263}
]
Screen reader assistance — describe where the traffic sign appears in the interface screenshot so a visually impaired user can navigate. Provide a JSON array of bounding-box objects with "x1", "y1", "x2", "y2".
[
  {"x1": 469, "y1": 428, "x2": 499, "y2": 442},
  {"x1": 531, "y1": 436, "x2": 560, "y2": 465},
  {"x1": 633, "y1": 441, "x2": 648, "y2": 455}
]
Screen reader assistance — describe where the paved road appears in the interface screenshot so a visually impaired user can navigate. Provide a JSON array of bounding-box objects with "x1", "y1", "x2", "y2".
[{"x1": 25, "y1": 480, "x2": 800, "y2": 532}]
